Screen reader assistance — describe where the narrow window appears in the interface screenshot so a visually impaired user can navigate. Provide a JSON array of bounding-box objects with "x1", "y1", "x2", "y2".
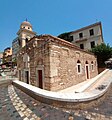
[
  {"x1": 18, "y1": 39, "x2": 21, "y2": 46},
  {"x1": 89, "y1": 29, "x2": 94, "y2": 36},
  {"x1": 25, "y1": 38, "x2": 28, "y2": 43},
  {"x1": 79, "y1": 33, "x2": 83, "y2": 38},
  {"x1": 77, "y1": 60, "x2": 81, "y2": 74},
  {"x1": 80, "y1": 44, "x2": 84, "y2": 49},
  {"x1": 91, "y1": 41, "x2": 95, "y2": 48},
  {"x1": 78, "y1": 65, "x2": 81, "y2": 73},
  {"x1": 91, "y1": 61, "x2": 94, "y2": 71},
  {"x1": 70, "y1": 36, "x2": 73, "y2": 42}
]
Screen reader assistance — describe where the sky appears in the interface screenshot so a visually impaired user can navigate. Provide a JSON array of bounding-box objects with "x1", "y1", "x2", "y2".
[{"x1": 0, "y1": 0, "x2": 112, "y2": 52}]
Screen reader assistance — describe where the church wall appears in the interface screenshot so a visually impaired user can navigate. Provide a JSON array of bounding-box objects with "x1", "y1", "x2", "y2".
[
  {"x1": 17, "y1": 39, "x2": 51, "y2": 90},
  {"x1": 48, "y1": 41, "x2": 98, "y2": 91},
  {"x1": 17, "y1": 36, "x2": 98, "y2": 92}
]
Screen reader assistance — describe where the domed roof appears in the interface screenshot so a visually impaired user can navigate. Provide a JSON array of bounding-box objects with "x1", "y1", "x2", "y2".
[{"x1": 20, "y1": 21, "x2": 32, "y2": 28}]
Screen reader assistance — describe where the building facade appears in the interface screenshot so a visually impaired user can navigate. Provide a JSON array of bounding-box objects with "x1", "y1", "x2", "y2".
[
  {"x1": 69, "y1": 22, "x2": 104, "y2": 50},
  {"x1": 0, "y1": 52, "x2": 3, "y2": 65},
  {"x1": 17, "y1": 35, "x2": 98, "y2": 91},
  {"x1": 3, "y1": 47, "x2": 12, "y2": 66},
  {"x1": 12, "y1": 37, "x2": 19, "y2": 61}
]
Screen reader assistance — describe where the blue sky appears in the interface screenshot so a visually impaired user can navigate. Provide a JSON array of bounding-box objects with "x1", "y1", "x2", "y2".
[{"x1": 0, "y1": 0, "x2": 112, "y2": 52}]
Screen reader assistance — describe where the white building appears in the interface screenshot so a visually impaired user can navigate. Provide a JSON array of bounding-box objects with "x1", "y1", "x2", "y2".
[{"x1": 70, "y1": 22, "x2": 104, "y2": 50}]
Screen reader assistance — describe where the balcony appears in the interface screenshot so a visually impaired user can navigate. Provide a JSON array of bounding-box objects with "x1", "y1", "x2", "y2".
[{"x1": 75, "y1": 36, "x2": 87, "y2": 43}]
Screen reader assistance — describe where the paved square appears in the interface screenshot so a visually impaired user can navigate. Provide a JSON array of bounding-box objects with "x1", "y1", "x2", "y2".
[{"x1": 0, "y1": 85, "x2": 112, "y2": 120}]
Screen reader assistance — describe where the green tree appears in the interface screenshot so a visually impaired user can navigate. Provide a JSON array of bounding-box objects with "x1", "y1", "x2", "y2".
[
  {"x1": 57, "y1": 32, "x2": 73, "y2": 42},
  {"x1": 91, "y1": 43, "x2": 112, "y2": 67}
]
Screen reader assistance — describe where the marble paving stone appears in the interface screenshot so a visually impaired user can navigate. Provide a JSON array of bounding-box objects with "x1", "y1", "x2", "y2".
[{"x1": 0, "y1": 84, "x2": 112, "y2": 120}]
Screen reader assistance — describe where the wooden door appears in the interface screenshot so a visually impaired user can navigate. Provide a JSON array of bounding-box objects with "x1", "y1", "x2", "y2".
[
  {"x1": 25, "y1": 71, "x2": 29, "y2": 84},
  {"x1": 19, "y1": 70, "x2": 21, "y2": 81},
  {"x1": 38, "y1": 70, "x2": 43, "y2": 89},
  {"x1": 86, "y1": 66, "x2": 89, "y2": 79}
]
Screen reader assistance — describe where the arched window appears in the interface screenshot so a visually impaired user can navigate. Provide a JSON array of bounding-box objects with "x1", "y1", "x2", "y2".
[
  {"x1": 18, "y1": 38, "x2": 21, "y2": 46},
  {"x1": 77, "y1": 60, "x2": 81, "y2": 74},
  {"x1": 91, "y1": 61, "x2": 94, "y2": 71},
  {"x1": 77, "y1": 60, "x2": 81, "y2": 63},
  {"x1": 85, "y1": 61, "x2": 88, "y2": 64}
]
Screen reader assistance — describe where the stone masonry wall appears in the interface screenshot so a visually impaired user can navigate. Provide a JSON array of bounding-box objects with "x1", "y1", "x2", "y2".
[
  {"x1": 17, "y1": 38, "x2": 51, "y2": 90},
  {"x1": 17, "y1": 35, "x2": 98, "y2": 91},
  {"x1": 48, "y1": 40, "x2": 98, "y2": 91}
]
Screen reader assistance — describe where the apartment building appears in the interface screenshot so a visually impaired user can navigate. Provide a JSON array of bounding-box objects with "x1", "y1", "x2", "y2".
[
  {"x1": 70, "y1": 22, "x2": 104, "y2": 50},
  {"x1": 3, "y1": 47, "x2": 12, "y2": 66}
]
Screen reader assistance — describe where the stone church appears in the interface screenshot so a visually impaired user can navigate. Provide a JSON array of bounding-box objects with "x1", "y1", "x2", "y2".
[{"x1": 17, "y1": 21, "x2": 98, "y2": 91}]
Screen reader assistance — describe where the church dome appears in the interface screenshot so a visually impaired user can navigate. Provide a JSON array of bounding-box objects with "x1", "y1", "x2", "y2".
[
  {"x1": 21, "y1": 21, "x2": 32, "y2": 27},
  {"x1": 20, "y1": 20, "x2": 33, "y2": 31}
]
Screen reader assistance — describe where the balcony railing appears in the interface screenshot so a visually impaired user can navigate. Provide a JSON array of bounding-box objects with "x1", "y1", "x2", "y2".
[{"x1": 75, "y1": 36, "x2": 87, "y2": 43}]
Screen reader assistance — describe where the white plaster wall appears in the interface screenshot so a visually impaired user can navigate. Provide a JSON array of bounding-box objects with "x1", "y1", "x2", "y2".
[
  {"x1": 71, "y1": 25, "x2": 101, "y2": 40},
  {"x1": 70, "y1": 25, "x2": 103, "y2": 50}
]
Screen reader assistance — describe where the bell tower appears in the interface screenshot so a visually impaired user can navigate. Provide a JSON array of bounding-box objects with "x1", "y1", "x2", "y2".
[{"x1": 17, "y1": 20, "x2": 36, "y2": 48}]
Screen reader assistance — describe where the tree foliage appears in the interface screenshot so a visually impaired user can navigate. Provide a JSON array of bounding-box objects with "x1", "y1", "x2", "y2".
[
  {"x1": 90, "y1": 43, "x2": 112, "y2": 67},
  {"x1": 57, "y1": 32, "x2": 73, "y2": 42}
]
